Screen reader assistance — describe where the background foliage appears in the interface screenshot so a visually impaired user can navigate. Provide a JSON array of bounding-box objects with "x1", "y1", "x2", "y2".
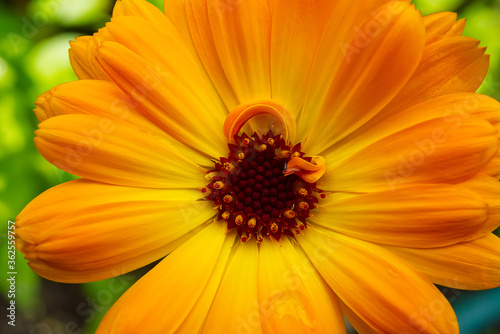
[{"x1": 0, "y1": 0, "x2": 499, "y2": 333}]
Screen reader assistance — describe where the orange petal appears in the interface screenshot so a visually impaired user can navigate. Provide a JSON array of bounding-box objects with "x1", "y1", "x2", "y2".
[
  {"x1": 385, "y1": 233, "x2": 500, "y2": 290},
  {"x1": 258, "y1": 238, "x2": 345, "y2": 333},
  {"x1": 33, "y1": 80, "x2": 212, "y2": 167},
  {"x1": 112, "y1": 0, "x2": 167, "y2": 25},
  {"x1": 35, "y1": 114, "x2": 205, "y2": 188},
  {"x1": 311, "y1": 183, "x2": 489, "y2": 248},
  {"x1": 224, "y1": 100, "x2": 297, "y2": 142},
  {"x1": 324, "y1": 93, "x2": 500, "y2": 165},
  {"x1": 178, "y1": 0, "x2": 271, "y2": 109},
  {"x1": 423, "y1": 12, "x2": 465, "y2": 45},
  {"x1": 322, "y1": 117, "x2": 498, "y2": 193},
  {"x1": 68, "y1": 36, "x2": 102, "y2": 80},
  {"x1": 16, "y1": 179, "x2": 215, "y2": 283},
  {"x1": 102, "y1": 15, "x2": 225, "y2": 120},
  {"x1": 204, "y1": 0, "x2": 272, "y2": 102},
  {"x1": 202, "y1": 241, "x2": 262, "y2": 333},
  {"x1": 300, "y1": 1, "x2": 424, "y2": 153},
  {"x1": 339, "y1": 300, "x2": 379, "y2": 334},
  {"x1": 284, "y1": 156, "x2": 326, "y2": 183},
  {"x1": 382, "y1": 36, "x2": 489, "y2": 114},
  {"x1": 297, "y1": 226, "x2": 459, "y2": 333},
  {"x1": 96, "y1": 41, "x2": 227, "y2": 160},
  {"x1": 269, "y1": 0, "x2": 337, "y2": 123},
  {"x1": 182, "y1": 0, "x2": 240, "y2": 110},
  {"x1": 459, "y1": 174, "x2": 500, "y2": 233},
  {"x1": 97, "y1": 222, "x2": 230, "y2": 333}
]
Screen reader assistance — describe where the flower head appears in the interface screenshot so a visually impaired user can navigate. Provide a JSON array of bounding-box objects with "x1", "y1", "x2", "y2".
[{"x1": 17, "y1": 0, "x2": 500, "y2": 333}]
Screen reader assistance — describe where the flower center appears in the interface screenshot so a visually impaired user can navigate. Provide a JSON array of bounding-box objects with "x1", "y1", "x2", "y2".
[{"x1": 204, "y1": 131, "x2": 326, "y2": 243}]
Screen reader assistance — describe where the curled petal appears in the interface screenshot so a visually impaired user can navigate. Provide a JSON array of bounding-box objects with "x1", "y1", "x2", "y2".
[
  {"x1": 284, "y1": 156, "x2": 326, "y2": 183},
  {"x1": 224, "y1": 100, "x2": 297, "y2": 142}
]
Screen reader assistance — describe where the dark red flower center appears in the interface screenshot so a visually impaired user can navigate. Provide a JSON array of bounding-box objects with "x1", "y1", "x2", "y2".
[{"x1": 204, "y1": 131, "x2": 324, "y2": 243}]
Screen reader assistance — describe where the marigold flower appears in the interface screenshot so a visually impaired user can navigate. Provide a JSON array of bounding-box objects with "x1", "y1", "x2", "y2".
[{"x1": 17, "y1": 0, "x2": 500, "y2": 333}]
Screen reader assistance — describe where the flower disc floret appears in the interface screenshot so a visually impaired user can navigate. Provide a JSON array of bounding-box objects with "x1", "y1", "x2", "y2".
[{"x1": 205, "y1": 131, "x2": 322, "y2": 243}]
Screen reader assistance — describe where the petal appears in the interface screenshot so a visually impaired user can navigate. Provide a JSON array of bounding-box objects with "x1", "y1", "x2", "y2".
[
  {"x1": 297, "y1": 226, "x2": 459, "y2": 333},
  {"x1": 258, "y1": 237, "x2": 345, "y2": 333},
  {"x1": 112, "y1": 0, "x2": 167, "y2": 25},
  {"x1": 324, "y1": 93, "x2": 500, "y2": 165},
  {"x1": 34, "y1": 76, "x2": 212, "y2": 166},
  {"x1": 68, "y1": 36, "x2": 104, "y2": 80},
  {"x1": 174, "y1": 232, "x2": 236, "y2": 332},
  {"x1": 97, "y1": 222, "x2": 230, "y2": 333},
  {"x1": 339, "y1": 300, "x2": 379, "y2": 334},
  {"x1": 382, "y1": 36, "x2": 489, "y2": 114},
  {"x1": 35, "y1": 114, "x2": 206, "y2": 189},
  {"x1": 202, "y1": 241, "x2": 262, "y2": 333},
  {"x1": 16, "y1": 179, "x2": 216, "y2": 283},
  {"x1": 96, "y1": 41, "x2": 227, "y2": 160},
  {"x1": 384, "y1": 233, "x2": 500, "y2": 290},
  {"x1": 269, "y1": 0, "x2": 337, "y2": 121},
  {"x1": 34, "y1": 80, "x2": 162, "y2": 134},
  {"x1": 300, "y1": 1, "x2": 425, "y2": 153},
  {"x1": 423, "y1": 12, "x2": 465, "y2": 45},
  {"x1": 205, "y1": 0, "x2": 272, "y2": 102},
  {"x1": 182, "y1": 0, "x2": 239, "y2": 110},
  {"x1": 311, "y1": 183, "x2": 489, "y2": 248},
  {"x1": 102, "y1": 15, "x2": 226, "y2": 122},
  {"x1": 178, "y1": 0, "x2": 271, "y2": 110},
  {"x1": 459, "y1": 174, "x2": 500, "y2": 233},
  {"x1": 323, "y1": 117, "x2": 498, "y2": 193}
]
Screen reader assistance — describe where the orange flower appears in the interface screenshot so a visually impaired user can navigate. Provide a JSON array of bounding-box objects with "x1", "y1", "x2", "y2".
[{"x1": 17, "y1": 0, "x2": 500, "y2": 332}]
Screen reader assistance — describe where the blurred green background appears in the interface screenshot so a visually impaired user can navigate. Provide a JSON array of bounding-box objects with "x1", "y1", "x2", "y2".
[{"x1": 1, "y1": 0, "x2": 499, "y2": 333}]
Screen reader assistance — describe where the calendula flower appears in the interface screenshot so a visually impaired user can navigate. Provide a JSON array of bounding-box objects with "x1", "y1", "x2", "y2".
[{"x1": 17, "y1": 0, "x2": 500, "y2": 332}]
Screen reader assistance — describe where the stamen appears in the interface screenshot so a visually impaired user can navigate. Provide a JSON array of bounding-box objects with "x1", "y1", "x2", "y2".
[
  {"x1": 214, "y1": 181, "x2": 225, "y2": 190},
  {"x1": 235, "y1": 215, "x2": 244, "y2": 226},
  {"x1": 248, "y1": 218, "x2": 257, "y2": 228}
]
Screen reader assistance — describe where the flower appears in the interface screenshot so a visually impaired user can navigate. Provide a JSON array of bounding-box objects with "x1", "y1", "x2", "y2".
[{"x1": 17, "y1": 0, "x2": 500, "y2": 332}]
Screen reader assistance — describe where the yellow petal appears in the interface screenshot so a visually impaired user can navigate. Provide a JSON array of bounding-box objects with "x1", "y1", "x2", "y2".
[
  {"x1": 297, "y1": 226, "x2": 459, "y2": 333},
  {"x1": 323, "y1": 117, "x2": 498, "y2": 193},
  {"x1": 385, "y1": 233, "x2": 500, "y2": 290},
  {"x1": 258, "y1": 238, "x2": 345, "y2": 333},
  {"x1": 300, "y1": 1, "x2": 424, "y2": 153},
  {"x1": 16, "y1": 179, "x2": 215, "y2": 283},
  {"x1": 175, "y1": 231, "x2": 236, "y2": 332},
  {"x1": 339, "y1": 300, "x2": 379, "y2": 334},
  {"x1": 202, "y1": 241, "x2": 262, "y2": 333},
  {"x1": 96, "y1": 41, "x2": 227, "y2": 160},
  {"x1": 311, "y1": 183, "x2": 488, "y2": 248},
  {"x1": 35, "y1": 114, "x2": 206, "y2": 188},
  {"x1": 97, "y1": 222, "x2": 229, "y2": 333}
]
